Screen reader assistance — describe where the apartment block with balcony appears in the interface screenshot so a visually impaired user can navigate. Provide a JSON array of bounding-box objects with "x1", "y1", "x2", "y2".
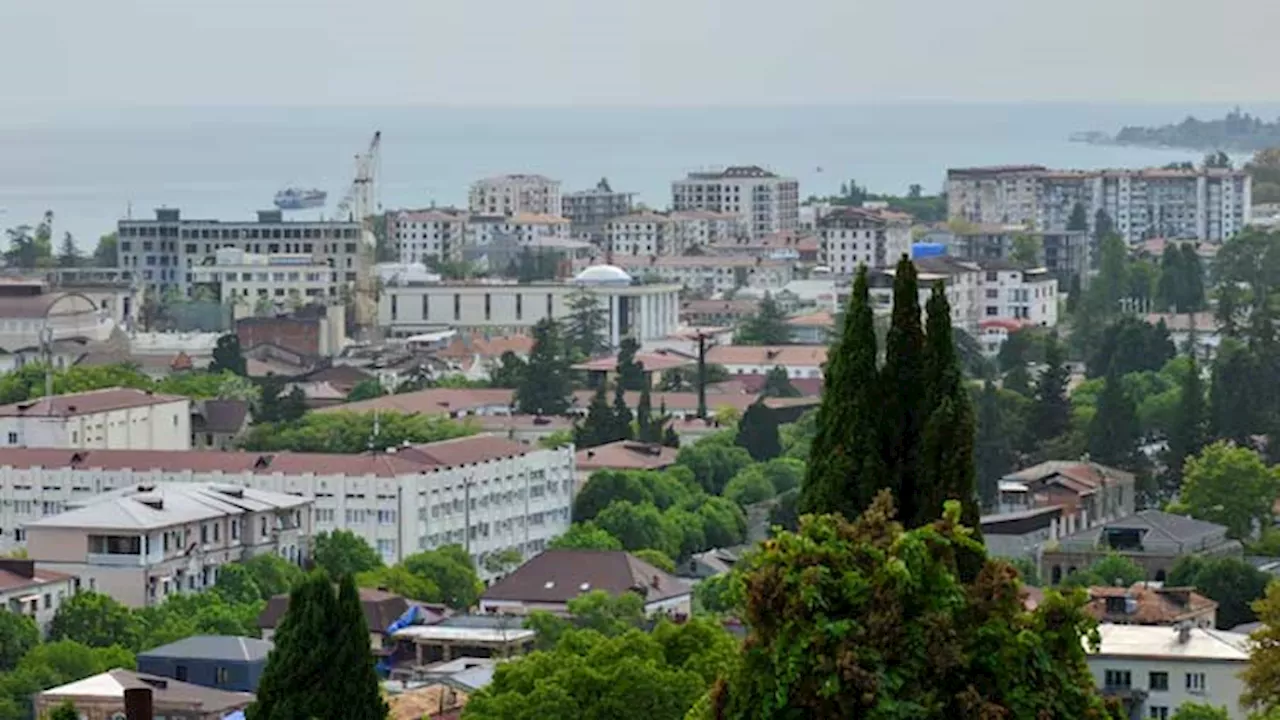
[
  {"x1": 0, "y1": 387, "x2": 191, "y2": 451},
  {"x1": 26, "y1": 482, "x2": 312, "y2": 607},
  {"x1": 611, "y1": 256, "x2": 794, "y2": 294},
  {"x1": 606, "y1": 212, "x2": 674, "y2": 257},
  {"x1": 817, "y1": 207, "x2": 912, "y2": 273},
  {"x1": 561, "y1": 178, "x2": 633, "y2": 242},
  {"x1": 467, "y1": 213, "x2": 571, "y2": 249},
  {"x1": 939, "y1": 224, "x2": 1090, "y2": 285},
  {"x1": 672, "y1": 166, "x2": 799, "y2": 239},
  {"x1": 117, "y1": 209, "x2": 366, "y2": 298},
  {"x1": 0, "y1": 435, "x2": 576, "y2": 580},
  {"x1": 468, "y1": 174, "x2": 562, "y2": 216},
  {"x1": 975, "y1": 259, "x2": 1058, "y2": 326},
  {"x1": 387, "y1": 208, "x2": 469, "y2": 264},
  {"x1": 189, "y1": 248, "x2": 339, "y2": 313}
]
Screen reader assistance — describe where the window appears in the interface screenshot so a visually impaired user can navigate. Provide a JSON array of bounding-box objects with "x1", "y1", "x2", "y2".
[
  {"x1": 1104, "y1": 669, "x2": 1131, "y2": 689},
  {"x1": 390, "y1": 295, "x2": 398, "y2": 321},
  {"x1": 231, "y1": 520, "x2": 239, "y2": 540},
  {"x1": 1149, "y1": 708, "x2": 1168, "y2": 720},
  {"x1": 175, "y1": 665, "x2": 188, "y2": 682},
  {"x1": 1148, "y1": 671, "x2": 1168, "y2": 691},
  {"x1": 216, "y1": 666, "x2": 230, "y2": 685},
  {"x1": 422, "y1": 294, "x2": 429, "y2": 319},
  {"x1": 6, "y1": 432, "x2": 15, "y2": 445},
  {"x1": 1186, "y1": 672, "x2": 1206, "y2": 693},
  {"x1": 515, "y1": 293, "x2": 522, "y2": 320},
  {"x1": 484, "y1": 293, "x2": 491, "y2": 321}
]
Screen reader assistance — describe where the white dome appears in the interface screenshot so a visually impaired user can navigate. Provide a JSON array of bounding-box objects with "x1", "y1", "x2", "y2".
[{"x1": 573, "y1": 264, "x2": 633, "y2": 286}]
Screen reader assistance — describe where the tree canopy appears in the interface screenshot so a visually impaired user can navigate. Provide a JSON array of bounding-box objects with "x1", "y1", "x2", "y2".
[
  {"x1": 239, "y1": 411, "x2": 477, "y2": 453},
  {"x1": 1171, "y1": 441, "x2": 1279, "y2": 540}
]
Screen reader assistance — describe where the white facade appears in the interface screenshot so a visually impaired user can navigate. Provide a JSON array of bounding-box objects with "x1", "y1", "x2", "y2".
[
  {"x1": 612, "y1": 256, "x2": 793, "y2": 293},
  {"x1": 0, "y1": 437, "x2": 575, "y2": 574},
  {"x1": 379, "y1": 268, "x2": 681, "y2": 348},
  {"x1": 388, "y1": 209, "x2": 469, "y2": 264},
  {"x1": 467, "y1": 213, "x2": 571, "y2": 249},
  {"x1": 704, "y1": 346, "x2": 828, "y2": 380},
  {"x1": 468, "y1": 175, "x2": 562, "y2": 216},
  {"x1": 817, "y1": 207, "x2": 913, "y2": 273},
  {"x1": 0, "y1": 389, "x2": 192, "y2": 451},
  {"x1": 947, "y1": 166, "x2": 1252, "y2": 243},
  {"x1": 0, "y1": 288, "x2": 116, "y2": 371},
  {"x1": 672, "y1": 166, "x2": 799, "y2": 239},
  {"x1": 0, "y1": 561, "x2": 79, "y2": 633},
  {"x1": 117, "y1": 208, "x2": 366, "y2": 297},
  {"x1": 1088, "y1": 624, "x2": 1250, "y2": 720},
  {"x1": 978, "y1": 263, "x2": 1059, "y2": 326},
  {"x1": 607, "y1": 213, "x2": 674, "y2": 257},
  {"x1": 189, "y1": 248, "x2": 338, "y2": 310}
]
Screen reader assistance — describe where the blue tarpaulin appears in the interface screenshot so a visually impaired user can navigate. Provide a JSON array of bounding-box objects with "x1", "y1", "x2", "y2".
[{"x1": 377, "y1": 604, "x2": 423, "y2": 676}]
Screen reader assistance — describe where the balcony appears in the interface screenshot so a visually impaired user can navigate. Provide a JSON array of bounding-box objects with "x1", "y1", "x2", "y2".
[{"x1": 86, "y1": 552, "x2": 145, "y2": 567}]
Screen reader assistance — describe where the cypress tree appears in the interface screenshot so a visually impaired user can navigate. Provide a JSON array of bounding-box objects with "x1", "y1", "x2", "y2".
[
  {"x1": 919, "y1": 283, "x2": 980, "y2": 535},
  {"x1": 574, "y1": 383, "x2": 612, "y2": 448},
  {"x1": 636, "y1": 384, "x2": 656, "y2": 442},
  {"x1": 1165, "y1": 352, "x2": 1206, "y2": 492},
  {"x1": 611, "y1": 381, "x2": 633, "y2": 441},
  {"x1": 249, "y1": 572, "x2": 338, "y2": 720},
  {"x1": 801, "y1": 265, "x2": 882, "y2": 518},
  {"x1": 880, "y1": 255, "x2": 927, "y2": 523},
  {"x1": 515, "y1": 318, "x2": 572, "y2": 415},
  {"x1": 736, "y1": 400, "x2": 782, "y2": 462},
  {"x1": 1033, "y1": 333, "x2": 1071, "y2": 442},
  {"x1": 327, "y1": 575, "x2": 389, "y2": 720},
  {"x1": 1181, "y1": 243, "x2": 1206, "y2": 310},
  {"x1": 1087, "y1": 361, "x2": 1141, "y2": 472},
  {"x1": 974, "y1": 378, "x2": 1013, "y2": 509}
]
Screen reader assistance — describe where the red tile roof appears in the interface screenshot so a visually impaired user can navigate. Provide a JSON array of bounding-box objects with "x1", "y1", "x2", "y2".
[
  {"x1": 1085, "y1": 583, "x2": 1217, "y2": 626},
  {"x1": 481, "y1": 550, "x2": 691, "y2": 606},
  {"x1": 576, "y1": 441, "x2": 679, "y2": 472},
  {"x1": 0, "y1": 387, "x2": 187, "y2": 418},
  {"x1": 705, "y1": 345, "x2": 828, "y2": 367},
  {"x1": 570, "y1": 352, "x2": 695, "y2": 373},
  {"x1": 317, "y1": 388, "x2": 516, "y2": 416}
]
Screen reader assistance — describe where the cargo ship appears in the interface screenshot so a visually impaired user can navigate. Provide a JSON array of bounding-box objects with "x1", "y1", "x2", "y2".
[{"x1": 274, "y1": 187, "x2": 327, "y2": 210}]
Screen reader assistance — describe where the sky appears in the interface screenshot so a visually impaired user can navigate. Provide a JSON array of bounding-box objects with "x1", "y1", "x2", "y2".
[{"x1": 3, "y1": 0, "x2": 1280, "y2": 112}]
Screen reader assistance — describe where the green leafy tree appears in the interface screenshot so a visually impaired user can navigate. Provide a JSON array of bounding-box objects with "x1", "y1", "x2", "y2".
[
  {"x1": 239, "y1": 411, "x2": 477, "y2": 453},
  {"x1": 695, "y1": 496, "x2": 747, "y2": 549},
  {"x1": 759, "y1": 365, "x2": 800, "y2": 398},
  {"x1": 1172, "y1": 441, "x2": 1279, "y2": 540},
  {"x1": 515, "y1": 318, "x2": 573, "y2": 415},
  {"x1": 489, "y1": 351, "x2": 527, "y2": 388},
  {"x1": 1169, "y1": 555, "x2": 1271, "y2": 630},
  {"x1": 211, "y1": 563, "x2": 263, "y2": 605},
  {"x1": 756, "y1": 457, "x2": 803, "y2": 494},
  {"x1": 1171, "y1": 703, "x2": 1230, "y2": 720},
  {"x1": 46, "y1": 700, "x2": 80, "y2": 720},
  {"x1": 974, "y1": 378, "x2": 1014, "y2": 509},
  {"x1": 355, "y1": 564, "x2": 441, "y2": 602},
  {"x1": 1059, "y1": 552, "x2": 1145, "y2": 588},
  {"x1": 632, "y1": 548, "x2": 676, "y2": 573},
  {"x1": 564, "y1": 288, "x2": 609, "y2": 359},
  {"x1": 402, "y1": 545, "x2": 484, "y2": 611},
  {"x1": 228, "y1": 554, "x2": 303, "y2": 600},
  {"x1": 1165, "y1": 352, "x2": 1207, "y2": 490},
  {"x1": 594, "y1": 501, "x2": 678, "y2": 558},
  {"x1": 92, "y1": 232, "x2": 118, "y2": 267},
  {"x1": 1244, "y1": 582, "x2": 1280, "y2": 714},
  {"x1": 313, "y1": 530, "x2": 383, "y2": 578},
  {"x1": 1010, "y1": 232, "x2": 1042, "y2": 267},
  {"x1": 723, "y1": 465, "x2": 776, "y2": 506},
  {"x1": 548, "y1": 522, "x2": 623, "y2": 551},
  {"x1": 482, "y1": 548, "x2": 524, "y2": 576},
  {"x1": 345, "y1": 378, "x2": 386, "y2": 402},
  {"x1": 676, "y1": 441, "x2": 752, "y2": 495},
  {"x1": 48, "y1": 591, "x2": 141, "y2": 651},
  {"x1": 1210, "y1": 338, "x2": 1264, "y2": 445},
  {"x1": 707, "y1": 492, "x2": 1113, "y2": 719},
  {"x1": 0, "y1": 641, "x2": 135, "y2": 720},
  {"x1": 0, "y1": 612, "x2": 37, "y2": 672},
  {"x1": 733, "y1": 293, "x2": 791, "y2": 345},
  {"x1": 734, "y1": 400, "x2": 781, "y2": 462},
  {"x1": 209, "y1": 333, "x2": 248, "y2": 376},
  {"x1": 801, "y1": 265, "x2": 881, "y2": 518},
  {"x1": 574, "y1": 382, "x2": 615, "y2": 449}
]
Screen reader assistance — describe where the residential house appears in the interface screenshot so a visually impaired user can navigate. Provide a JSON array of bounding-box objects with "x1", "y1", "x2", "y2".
[
  {"x1": 138, "y1": 635, "x2": 274, "y2": 693},
  {"x1": 0, "y1": 558, "x2": 78, "y2": 633},
  {"x1": 190, "y1": 400, "x2": 250, "y2": 450},
  {"x1": 259, "y1": 586, "x2": 446, "y2": 655},
  {"x1": 1085, "y1": 584, "x2": 1217, "y2": 629},
  {"x1": 0, "y1": 387, "x2": 191, "y2": 451},
  {"x1": 980, "y1": 506, "x2": 1066, "y2": 561},
  {"x1": 786, "y1": 310, "x2": 835, "y2": 344},
  {"x1": 479, "y1": 549, "x2": 693, "y2": 617},
  {"x1": 26, "y1": 482, "x2": 312, "y2": 607},
  {"x1": 704, "y1": 345, "x2": 828, "y2": 381},
  {"x1": 35, "y1": 669, "x2": 254, "y2": 720},
  {"x1": 975, "y1": 259, "x2": 1059, "y2": 328},
  {"x1": 997, "y1": 461, "x2": 1136, "y2": 522},
  {"x1": 680, "y1": 300, "x2": 760, "y2": 327},
  {"x1": 575, "y1": 441, "x2": 679, "y2": 486},
  {"x1": 611, "y1": 256, "x2": 793, "y2": 294},
  {"x1": 1042, "y1": 511, "x2": 1242, "y2": 586},
  {"x1": 1145, "y1": 312, "x2": 1222, "y2": 362},
  {"x1": 1088, "y1": 624, "x2": 1250, "y2": 719}
]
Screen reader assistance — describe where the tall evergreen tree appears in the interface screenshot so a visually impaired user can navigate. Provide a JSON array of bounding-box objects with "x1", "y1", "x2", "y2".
[
  {"x1": 611, "y1": 381, "x2": 633, "y2": 442},
  {"x1": 1157, "y1": 246, "x2": 1185, "y2": 311},
  {"x1": 515, "y1": 318, "x2": 573, "y2": 415},
  {"x1": 1210, "y1": 338, "x2": 1263, "y2": 445},
  {"x1": 918, "y1": 283, "x2": 980, "y2": 534},
  {"x1": 615, "y1": 336, "x2": 647, "y2": 391},
  {"x1": 565, "y1": 289, "x2": 609, "y2": 359},
  {"x1": 328, "y1": 575, "x2": 389, "y2": 719},
  {"x1": 1180, "y1": 243, "x2": 1206, "y2": 311},
  {"x1": 574, "y1": 382, "x2": 613, "y2": 448},
  {"x1": 734, "y1": 293, "x2": 792, "y2": 345},
  {"x1": 1165, "y1": 352, "x2": 1207, "y2": 492},
  {"x1": 735, "y1": 400, "x2": 782, "y2": 462},
  {"x1": 974, "y1": 378, "x2": 1013, "y2": 509},
  {"x1": 635, "y1": 383, "x2": 656, "y2": 442},
  {"x1": 1033, "y1": 333, "x2": 1071, "y2": 442},
  {"x1": 1067, "y1": 202, "x2": 1089, "y2": 232},
  {"x1": 760, "y1": 365, "x2": 801, "y2": 397},
  {"x1": 56, "y1": 232, "x2": 81, "y2": 269},
  {"x1": 1087, "y1": 361, "x2": 1141, "y2": 472},
  {"x1": 880, "y1": 255, "x2": 927, "y2": 524},
  {"x1": 249, "y1": 572, "x2": 339, "y2": 719},
  {"x1": 801, "y1": 266, "x2": 882, "y2": 518}
]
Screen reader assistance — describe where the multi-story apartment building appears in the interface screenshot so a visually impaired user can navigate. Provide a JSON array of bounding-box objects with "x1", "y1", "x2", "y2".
[
  {"x1": 561, "y1": 178, "x2": 633, "y2": 242},
  {"x1": 669, "y1": 210, "x2": 744, "y2": 251},
  {"x1": 468, "y1": 174, "x2": 562, "y2": 216},
  {"x1": 189, "y1": 248, "x2": 338, "y2": 311},
  {"x1": 612, "y1": 256, "x2": 793, "y2": 294},
  {"x1": 938, "y1": 224, "x2": 1090, "y2": 286},
  {"x1": 117, "y1": 209, "x2": 365, "y2": 297},
  {"x1": 467, "y1": 213, "x2": 571, "y2": 248},
  {"x1": 606, "y1": 211, "x2": 743, "y2": 257},
  {"x1": 0, "y1": 387, "x2": 191, "y2": 451},
  {"x1": 387, "y1": 209, "x2": 469, "y2": 264},
  {"x1": 379, "y1": 266, "x2": 681, "y2": 346},
  {"x1": 1088, "y1": 624, "x2": 1249, "y2": 719},
  {"x1": 818, "y1": 207, "x2": 913, "y2": 273},
  {"x1": 946, "y1": 166, "x2": 1252, "y2": 243},
  {"x1": 671, "y1": 166, "x2": 799, "y2": 239},
  {"x1": 976, "y1": 260, "x2": 1058, "y2": 327},
  {"x1": 26, "y1": 482, "x2": 311, "y2": 608},
  {"x1": 0, "y1": 435, "x2": 575, "y2": 578}
]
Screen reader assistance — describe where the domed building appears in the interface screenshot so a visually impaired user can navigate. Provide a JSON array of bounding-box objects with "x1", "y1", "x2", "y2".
[{"x1": 377, "y1": 263, "x2": 681, "y2": 349}]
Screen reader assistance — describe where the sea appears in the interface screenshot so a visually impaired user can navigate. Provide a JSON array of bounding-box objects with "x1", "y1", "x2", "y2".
[{"x1": 2, "y1": 101, "x2": 1278, "y2": 249}]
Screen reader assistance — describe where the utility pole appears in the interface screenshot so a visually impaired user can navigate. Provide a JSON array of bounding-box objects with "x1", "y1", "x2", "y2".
[{"x1": 696, "y1": 330, "x2": 711, "y2": 421}]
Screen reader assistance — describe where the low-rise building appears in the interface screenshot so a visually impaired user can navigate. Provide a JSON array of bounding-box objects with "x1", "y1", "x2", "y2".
[
  {"x1": 709, "y1": 230, "x2": 820, "y2": 263},
  {"x1": 561, "y1": 178, "x2": 634, "y2": 242},
  {"x1": 997, "y1": 461, "x2": 1137, "y2": 522},
  {"x1": 612, "y1": 256, "x2": 793, "y2": 293},
  {"x1": 190, "y1": 399, "x2": 250, "y2": 451},
  {"x1": 0, "y1": 558, "x2": 77, "y2": 633},
  {"x1": 786, "y1": 310, "x2": 835, "y2": 344},
  {"x1": 680, "y1": 299, "x2": 760, "y2": 327},
  {"x1": 1085, "y1": 584, "x2": 1217, "y2": 628},
  {"x1": 704, "y1": 345, "x2": 828, "y2": 381},
  {"x1": 0, "y1": 280, "x2": 116, "y2": 371},
  {"x1": 479, "y1": 549, "x2": 693, "y2": 617},
  {"x1": 0, "y1": 387, "x2": 191, "y2": 451},
  {"x1": 27, "y1": 482, "x2": 312, "y2": 607},
  {"x1": 467, "y1": 213, "x2": 571, "y2": 249},
  {"x1": 976, "y1": 260, "x2": 1059, "y2": 327},
  {"x1": 575, "y1": 441, "x2": 679, "y2": 485},
  {"x1": 138, "y1": 635, "x2": 274, "y2": 693},
  {"x1": 1145, "y1": 312, "x2": 1223, "y2": 362},
  {"x1": 35, "y1": 669, "x2": 254, "y2": 720},
  {"x1": 3, "y1": 435, "x2": 575, "y2": 571},
  {"x1": 235, "y1": 304, "x2": 346, "y2": 359},
  {"x1": 817, "y1": 206, "x2": 912, "y2": 273},
  {"x1": 378, "y1": 266, "x2": 681, "y2": 348},
  {"x1": 1043, "y1": 511, "x2": 1242, "y2": 586},
  {"x1": 1087, "y1": 624, "x2": 1250, "y2": 719}
]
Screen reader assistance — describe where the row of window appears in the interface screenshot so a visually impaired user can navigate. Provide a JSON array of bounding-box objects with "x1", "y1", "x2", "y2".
[
  {"x1": 119, "y1": 225, "x2": 359, "y2": 240},
  {"x1": 1102, "y1": 668, "x2": 1205, "y2": 693}
]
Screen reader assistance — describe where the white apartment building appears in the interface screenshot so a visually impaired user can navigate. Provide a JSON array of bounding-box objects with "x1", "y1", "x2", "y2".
[
  {"x1": 117, "y1": 209, "x2": 366, "y2": 297},
  {"x1": 468, "y1": 174, "x2": 562, "y2": 216},
  {"x1": 672, "y1": 166, "x2": 799, "y2": 239},
  {"x1": 606, "y1": 211, "x2": 742, "y2": 258},
  {"x1": 387, "y1": 209, "x2": 469, "y2": 264},
  {"x1": 26, "y1": 482, "x2": 312, "y2": 608},
  {"x1": 379, "y1": 266, "x2": 681, "y2": 347},
  {"x1": 0, "y1": 434, "x2": 574, "y2": 575},
  {"x1": 0, "y1": 559, "x2": 79, "y2": 633},
  {"x1": 612, "y1": 256, "x2": 793, "y2": 293},
  {"x1": 561, "y1": 178, "x2": 633, "y2": 241},
  {"x1": 467, "y1": 214, "x2": 571, "y2": 248},
  {"x1": 669, "y1": 210, "x2": 743, "y2": 251},
  {"x1": 1088, "y1": 624, "x2": 1250, "y2": 719},
  {"x1": 817, "y1": 207, "x2": 913, "y2": 273},
  {"x1": 947, "y1": 166, "x2": 1252, "y2": 243},
  {"x1": 976, "y1": 260, "x2": 1059, "y2": 326},
  {"x1": 189, "y1": 248, "x2": 338, "y2": 312},
  {"x1": 0, "y1": 388, "x2": 191, "y2": 451}
]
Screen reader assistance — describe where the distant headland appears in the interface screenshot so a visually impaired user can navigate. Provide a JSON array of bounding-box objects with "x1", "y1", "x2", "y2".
[{"x1": 1072, "y1": 108, "x2": 1280, "y2": 152}]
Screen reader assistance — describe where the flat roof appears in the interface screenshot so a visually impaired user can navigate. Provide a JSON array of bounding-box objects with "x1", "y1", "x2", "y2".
[{"x1": 393, "y1": 626, "x2": 536, "y2": 644}]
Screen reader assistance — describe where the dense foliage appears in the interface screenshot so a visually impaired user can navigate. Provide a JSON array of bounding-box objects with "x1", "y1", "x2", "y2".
[{"x1": 239, "y1": 410, "x2": 478, "y2": 452}]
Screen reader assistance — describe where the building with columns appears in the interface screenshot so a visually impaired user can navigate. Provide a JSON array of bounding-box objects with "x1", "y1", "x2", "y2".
[{"x1": 377, "y1": 265, "x2": 681, "y2": 348}]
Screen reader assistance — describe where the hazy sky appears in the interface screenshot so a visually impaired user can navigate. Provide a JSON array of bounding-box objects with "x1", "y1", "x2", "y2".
[{"x1": 5, "y1": 0, "x2": 1279, "y2": 110}]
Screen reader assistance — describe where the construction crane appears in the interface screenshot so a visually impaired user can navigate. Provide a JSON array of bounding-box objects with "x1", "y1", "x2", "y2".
[{"x1": 334, "y1": 131, "x2": 382, "y2": 339}]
